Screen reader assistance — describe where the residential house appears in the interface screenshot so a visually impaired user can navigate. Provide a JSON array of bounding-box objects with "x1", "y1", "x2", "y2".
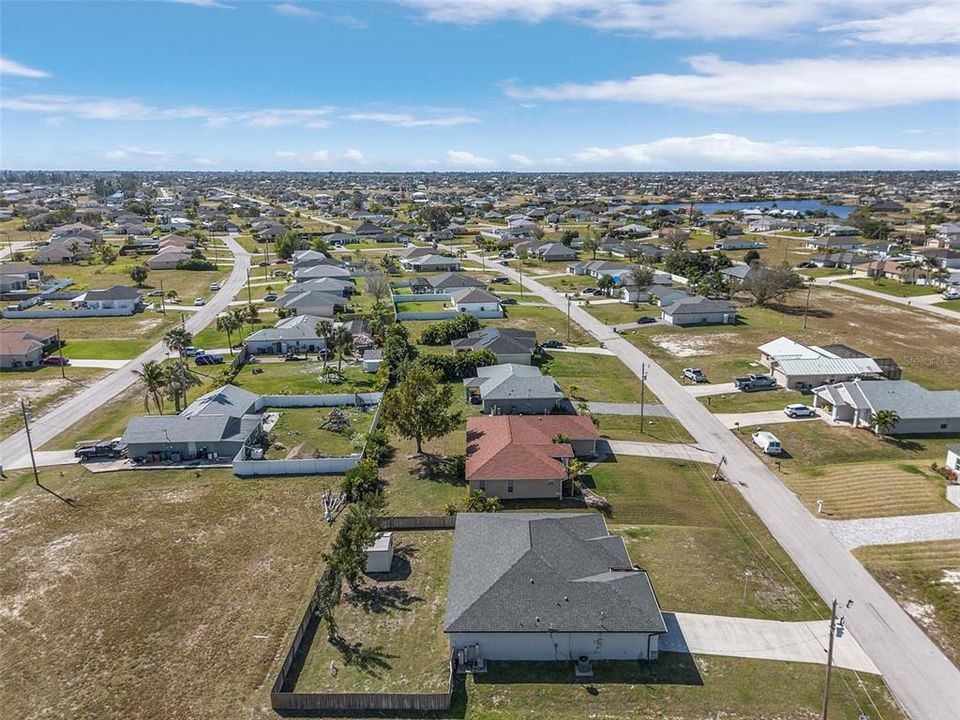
[
  {"x1": 464, "y1": 364, "x2": 564, "y2": 415},
  {"x1": 812, "y1": 379, "x2": 960, "y2": 435},
  {"x1": 0, "y1": 262, "x2": 43, "y2": 293},
  {"x1": 661, "y1": 296, "x2": 736, "y2": 326},
  {"x1": 148, "y1": 247, "x2": 192, "y2": 270},
  {"x1": 946, "y1": 445, "x2": 960, "y2": 473},
  {"x1": 757, "y1": 337, "x2": 883, "y2": 390},
  {"x1": 244, "y1": 314, "x2": 325, "y2": 355},
  {"x1": 401, "y1": 254, "x2": 461, "y2": 272},
  {"x1": 353, "y1": 221, "x2": 384, "y2": 237},
  {"x1": 531, "y1": 242, "x2": 577, "y2": 262},
  {"x1": 811, "y1": 252, "x2": 868, "y2": 269},
  {"x1": 275, "y1": 289, "x2": 344, "y2": 318},
  {"x1": 122, "y1": 384, "x2": 264, "y2": 461},
  {"x1": 647, "y1": 285, "x2": 692, "y2": 307},
  {"x1": 444, "y1": 513, "x2": 666, "y2": 663},
  {"x1": 427, "y1": 272, "x2": 486, "y2": 293},
  {"x1": 450, "y1": 288, "x2": 503, "y2": 318},
  {"x1": 292, "y1": 264, "x2": 352, "y2": 282},
  {"x1": 453, "y1": 327, "x2": 538, "y2": 365},
  {"x1": 465, "y1": 415, "x2": 599, "y2": 498},
  {"x1": 32, "y1": 242, "x2": 88, "y2": 265},
  {"x1": 715, "y1": 238, "x2": 767, "y2": 251},
  {"x1": 0, "y1": 326, "x2": 58, "y2": 369},
  {"x1": 70, "y1": 285, "x2": 143, "y2": 312},
  {"x1": 849, "y1": 260, "x2": 922, "y2": 283}
]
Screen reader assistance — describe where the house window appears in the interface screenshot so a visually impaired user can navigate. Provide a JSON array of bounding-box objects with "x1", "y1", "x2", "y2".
[
  {"x1": 507, "y1": 480, "x2": 514, "y2": 494},
  {"x1": 941, "y1": 423, "x2": 948, "y2": 430},
  {"x1": 478, "y1": 480, "x2": 485, "y2": 492}
]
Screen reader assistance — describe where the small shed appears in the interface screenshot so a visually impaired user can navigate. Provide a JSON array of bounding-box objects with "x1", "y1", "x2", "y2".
[{"x1": 364, "y1": 532, "x2": 394, "y2": 573}]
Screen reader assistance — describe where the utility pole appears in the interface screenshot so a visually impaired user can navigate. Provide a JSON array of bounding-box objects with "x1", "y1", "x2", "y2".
[
  {"x1": 519, "y1": 258, "x2": 523, "y2": 301},
  {"x1": 802, "y1": 285, "x2": 812, "y2": 329},
  {"x1": 55, "y1": 328, "x2": 65, "y2": 379},
  {"x1": 159, "y1": 277, "x2": 166, "y2": 314},
  {"x1": 822, "y1": 598, "x2": 838, "y2": 720},
  {"x1": 566, "y1": 294, "x2": 571, "y2": 343},
  {"x1": 20, "y1": 400, "x2": 40, "y2": 488}
]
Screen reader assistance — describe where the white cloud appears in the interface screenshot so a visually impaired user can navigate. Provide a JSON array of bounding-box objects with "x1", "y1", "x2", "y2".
[
  {"x1": 104, "y1": 146, "x2": 215, "y2": 167},
  {"x1": 505, "y1": 54, "x2": 960, "y2": 112},
  {"x1": 401, "y1": 1, "x2": 958, "y2": 45},
  {"x1": 567, "y1": 133, "x2": 959, "y2": 170},
  {"x1": 0, "y1": 56, "x2": 51, "y2": 78},
  {"x1": 0, "y1": 94, "x2": 337, "y2": 127},
  {"x1": 446, "y1": 150, "x2": 494, "y2": 167},
  {"x1": 169, "y1": 0, "x2": 235, "y2": 9},
  {"x1": 274, "y1": 150, "x2": 298, "y2": 158},
  {"x1": 341, "y1": 148, "x2": 367, "y2": 163},
  {"x1": 44, "y1": 116, "x2": 65, "y2": 128},
  {"x1": 821, "y1": 2, "x2": 960, "y2": 45},
  {"x1": 509, "y1": 153, "x2": 535, "y2": 166},
  {"x1": 271, "y1": 3, "x2": 317, "y2": 18},
  {"x1": 345, "y1": 111, "x2": 478, "y2": 127}
]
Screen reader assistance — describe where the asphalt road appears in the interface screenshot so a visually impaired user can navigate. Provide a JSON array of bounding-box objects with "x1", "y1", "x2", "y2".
[
  {"x1": 461, "y1": 250, "x2": 960, "y2": 720},
  {"x1": 0, "y1": 234, "x2": 250, "y2": 467}
]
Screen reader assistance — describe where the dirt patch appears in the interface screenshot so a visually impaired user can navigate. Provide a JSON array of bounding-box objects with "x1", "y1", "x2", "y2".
[{"x1": 651, "y1": 333, "x2": 739, "y2": 358}]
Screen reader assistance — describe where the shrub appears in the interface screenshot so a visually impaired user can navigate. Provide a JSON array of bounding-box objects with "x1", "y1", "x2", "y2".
[
  {"x1": 363, "y1": 428, "x2": 394, "y2": 466},
  {"x1": 176, "y1": 259, "x2": 218, "y2": 271},
  {"x1": 417, "y1": 349, "x2": 497, "y2": 381},
  {"x1": 419, "y1": 313, "x2": 480, "y2": 345},
  {"x1": 340, "y1": 458, "x2": 385, "y2": 501}
]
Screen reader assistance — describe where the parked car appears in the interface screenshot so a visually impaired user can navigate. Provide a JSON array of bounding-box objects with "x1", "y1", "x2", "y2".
[
  {"x1": 501, "y1": 297, "x2": 518, "y2": 305},
  {"x1": 752, "y1": 431, "x2": 783, "y2": 456},
  {"x1": 209, "y1": 282, "x2": 221, "y2": 291},
  {"x1": 257, "y1": 260, "x2": 270, "y2": 267},
  {"x1": 193, "y1": 297, "x2": 205, "y2": 306},
  {"x1": 636, "y1": 316, "x2": 656, "y2": 324},
  {"x1": 75, "y1": 440, "x2": 123, "y2": 461},
  {"x1": 490, "y1": 276, "x2": 510, "y2": 284},
  {"x1": 42, "y1": 356, "x2": 70, "y2": 366},
  {"x1": 184, "y1": 346, "x2": 201, "y2": 357},
  {"x1": 540, "y1": 339, "x2": 563, "y2": 349},
  {"x1": 784, "y1": 404, "x2": 816, "y2": 418},
  {"x1": 795, "y1": 261, "x2": 816, "y2": 269},
  {"x1": 579, "y1": 287, "x2": 598, "y2": 296},
  {"x1": 943, "y1": 289, "x2": 960, "y2": 300},
  {"x1": 195, "y1": 353, "x2": 224, "y2": 366},
  {"x1": 147, "y1": 289, "x2": 164, "y2": 297},
  {"x1": 735, "y1": 374, "x2": 777, "y2": 392},
  {"x1": 683, "y1": 367, "x2": 707, "y2": 383},
  {"x1": 263, "y1": 293, "x2": 278, "y2": 301}
]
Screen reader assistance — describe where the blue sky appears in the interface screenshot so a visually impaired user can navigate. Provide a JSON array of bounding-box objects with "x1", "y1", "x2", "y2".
[{"x1": 1, "y1": 0, "x2": 958, "y2": 170}]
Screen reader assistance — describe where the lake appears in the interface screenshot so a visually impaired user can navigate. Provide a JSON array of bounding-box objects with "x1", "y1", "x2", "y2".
[{"x1": 644, "y1": 200, "x2": 855, "y2": 218}]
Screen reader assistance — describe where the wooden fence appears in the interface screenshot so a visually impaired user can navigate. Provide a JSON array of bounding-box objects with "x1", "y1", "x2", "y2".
[
  {"x1": 377, "y1": 515, "x2": 457, "y2": 530},
  {"x1": 269, "y1": 519, "x2": 457, "y2": 712}
]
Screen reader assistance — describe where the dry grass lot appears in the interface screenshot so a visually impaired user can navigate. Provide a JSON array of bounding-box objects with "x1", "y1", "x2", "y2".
[
  {"x1": 289, "y1": 531, "x2": 453, "y2": 693},
  {"x1": 0, "y1": 466, "x2": 335, "y2": 720},
  {"x1": 0, "y1": 366, "x2": 109, "y2": 442},
  {"x1": 540, "y1": 351, "x2": 655, "y2": 404},
  {"x1": 740, "y1": 422, "x2": 960, "y2": 518},
  {"x1": 626, "y1": 286, "x2": 960, "y2": 390},
  {"x1": 855, "y1": 540, "x2": 960, "y2": 667}
]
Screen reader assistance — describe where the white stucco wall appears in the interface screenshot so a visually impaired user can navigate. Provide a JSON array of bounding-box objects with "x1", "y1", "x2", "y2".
[{"x1": 449, "y1": 631, "x2": 659, "y2": 661}]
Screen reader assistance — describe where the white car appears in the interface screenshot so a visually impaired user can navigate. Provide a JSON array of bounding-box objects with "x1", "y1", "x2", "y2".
[
  {"x1": 193, "y1": 297, "x2": 205, "y2": 306},
  {"x1": 209, "y1": 282, "x2": 221, "y2": 291},
  {"x1": 784, "y1": 404, "x2": 816, "y2": 418},
  {"x1": 942, "y1": 290, "x2": 960, "y2": 300}
]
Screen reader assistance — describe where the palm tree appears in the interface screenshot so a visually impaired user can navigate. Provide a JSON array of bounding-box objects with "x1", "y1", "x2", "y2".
[
  {"x1": 568, "y1": 384, "x2": 581, "y2": 399},
  {"x1": 216, "y1": 313, "x2": 239, "y2": 355},
  {"x1": 163, "y1": 327, "x2": 194, "y2": 410},
  {"x1": 576, "y1": 400, "x2": 590, "y2": 416},
  {"x1": 332, "y1": 325, "x2": 354, "y2": 371},
  {"x1": 871, "y1": 409, "x2": 900, "y2": 438},
  {"x1": 316, "y1": 320, "x2": 334, "y2": 368},
  {"x1": 162, "y1": 362, "x2": 202, "y2": 414},
  {"x1": 134, "y1": 360, "x2": 166, "y2": 414},
  {"x1": 228, "y1": 307, "x2": 248, "y2": 340},
  {"x1": 163, "y1": 327, "x2": 192, "y2": 357}
]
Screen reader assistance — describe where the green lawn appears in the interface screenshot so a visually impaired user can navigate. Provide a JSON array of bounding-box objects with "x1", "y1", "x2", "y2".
[
  {"x1": 459, "y1": 655, "x2": 903, "y2": 720},
  {"x1": 796, "y1": 267, "x2": 850, "y2": 279},
  {"x1": 855, "y1": 540, "x2": 960, "y2": 667},
  {"x1": 539, "y1": 274, "x2": 598, "y2": 293},
  {"x1": 935, "y1": 300, "x2": 960, "y2": 312},
  {"x1": 541, "y1": 352, "x2": 651, "y2": 403},
  {"x1": 592, "y1": 413, "x2": 694, "y2": 443},
  {"x1": 192, "y1": 321, "x2": 266, "y2": 349},
  {"x1": 233, "y1": 360, "x2": 376, "y2": 395},
  {"x1": 58, "y1": 338, "x2": 152, "y2": 359},
  {"x1": 486, "y1": 304, "x2": 593, "y2": 345},
  {"x1": 838, "y1": 277, "x2": 941, "y2": 297},
  {"x1": 584, "y1": 300, "x2": 658, "y2": 326},
  {"x1": 586, "y1": 456, "x2": 821, "y2": 620},
  {"x1": 396, "y1": 300, "x2": 451, "y2": 313},
  {"x1": 290, "y1": 531, "x2": 452, "y2": 693},
  {"x1": 699, "y1": 388, "x2": 804, "y2": 413},
  {"x1": 265, "y1": 406, "x2": 373, "y2": 458}
]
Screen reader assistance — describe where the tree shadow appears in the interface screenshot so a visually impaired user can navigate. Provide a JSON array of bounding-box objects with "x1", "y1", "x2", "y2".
[
  {"x1": 347, "y1": 582, "x2": 422, "y2": 615},
  {"x1": 415, "y1": 453, "x2": 466, "y2": 485},
  {"x1": 330, "y1": 636, "x2": 398, "y2": 679},
  {"x1": 766, "y1": 301, "x2": 834, "y2": 319}
]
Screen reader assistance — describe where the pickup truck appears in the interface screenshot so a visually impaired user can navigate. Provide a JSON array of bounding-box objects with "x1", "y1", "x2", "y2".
[
  {"x1": 195, "y1": 353, "x2": 224, "y2": 366},
  {"x1": 75, "y1": 440, "x2": 123, "y2": 461},
  {"x1": 734, "y1": 374, "x2": 777, "y2": 392}
]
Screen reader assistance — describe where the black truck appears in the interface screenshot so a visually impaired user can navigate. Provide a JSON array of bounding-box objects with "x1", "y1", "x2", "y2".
[{"x1": 734, "y1": 374, "x2": 778, "y2": 392}]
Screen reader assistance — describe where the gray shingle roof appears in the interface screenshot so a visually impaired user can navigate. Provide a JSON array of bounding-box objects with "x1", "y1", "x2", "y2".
[
  {"x1": 452, "y1": 327, "x2": 537, "y2": 355},
  {"x1": 444, "y1": 513, "x2": 665, "y2": 634},
  {"x1": 464, "y1": 363, "x2": 563, "y2": 402}
]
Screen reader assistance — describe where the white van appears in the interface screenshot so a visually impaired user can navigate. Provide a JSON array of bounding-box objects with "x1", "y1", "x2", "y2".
[{"x1": 752, "y1": 431, "x2": 783, "y2": 455}]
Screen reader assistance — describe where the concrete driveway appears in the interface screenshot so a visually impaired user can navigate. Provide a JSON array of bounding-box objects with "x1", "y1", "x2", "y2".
[
  {"x1": 602, "y1": 440, "x2": 718, "y2": 463},
  {"x1": 587, "y1": 401, "x2": 674, "y2": 418},
  {"x1": 661, "y1": 612, "x2": 878, "y2": 673},
  {"x1": 714, "y1": 410, "x2": 820, "y2": 429},
  {"x1": 6, "y1": 449, "x2": 79, "y2": 471},
  {"x1": 545, "y1": 345, "x2": 615, "y2": 356},
  {"x1": 683, "y1": 381, "x2": 740, "y2": 397},
  {"x1": 64, "y1": 359, "x2": 130, "y2": 370},
  {"x1": 822, "y1": 512, "x2": 960, "y2": 549}
]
